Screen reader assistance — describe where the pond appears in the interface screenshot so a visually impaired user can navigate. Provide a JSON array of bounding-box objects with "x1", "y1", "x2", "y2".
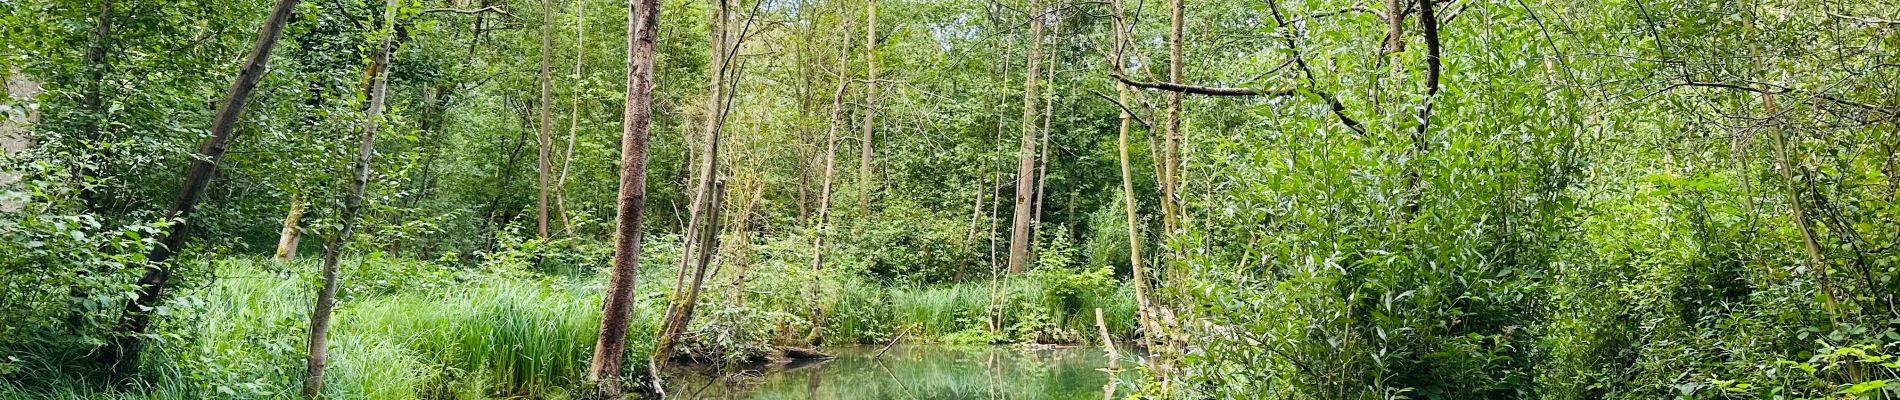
[{"x1": 664, "y1": 344, "x2": 1146, "y2": 399}]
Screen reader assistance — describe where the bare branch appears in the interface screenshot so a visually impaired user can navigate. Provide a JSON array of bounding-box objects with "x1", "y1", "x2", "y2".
[
  {"x1": 1090, "y1": 90, "x2": 1153, "y2": 130},
  {"x1": 420, "y1": 6, "x2": 515, "y2": 19},
  {"x1": 1830, "y1": 12, "x2": 1900, "y2": 25},
  {"x1": 1110, "y1": 72, "x2": 1296, "y2": 96}
]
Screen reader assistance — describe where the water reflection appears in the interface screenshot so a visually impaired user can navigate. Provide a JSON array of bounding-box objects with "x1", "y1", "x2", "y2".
[{"x1": 666, "y1": 345, "x2": 1143, "y2": 399}]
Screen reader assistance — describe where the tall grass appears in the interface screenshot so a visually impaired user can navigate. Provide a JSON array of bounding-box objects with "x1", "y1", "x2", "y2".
[{"x1": 2, "y1": 252, "x2": 1137, "y2": 399}]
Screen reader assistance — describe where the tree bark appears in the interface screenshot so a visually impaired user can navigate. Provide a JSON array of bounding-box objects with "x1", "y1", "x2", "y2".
[
  {"x1": 99, "y1": 0, "x2": 302, "y2": 372},
  {"x1": 587, "y1": 0, "x2": 662, "y2": 394},
  {"x1": 537, "y1": 0, "x2": 555, "y2": 238},
  {"x1": 301, "y1": 1, "x2": 398, "y2": 396},
  {"x1": 273, "y1": 195, "x2": 306, "y2": 262},
  {"x1": 1161, "y1": 0, "x2": 1183, "y2": 235},
  {"x1": 1005, "y1": 0, "x2": 1044, "y2": 274},
  {"x1": 857, "y1": 0, "x2": 877, "y2": 217}
]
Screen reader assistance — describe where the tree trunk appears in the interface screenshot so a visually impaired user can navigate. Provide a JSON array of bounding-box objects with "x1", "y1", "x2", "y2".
[
  {"x1": 536, "y1": 0, "x2": 555, "y2": 238},
  {"x1": 1160, "y1": 0, "x2": 1183, "y2": 235},
  {"x1": 1005, "y1": 1, "x2": 1044, "y2": 274},
  {"x1": 1763, "y1": 91, "x2": 1838, "y2": 316},
  {"x1": 857, "y1": 0, "x2": 877, "y2": 217},
  {"x1": 587, "y1": 0, "x2": 661, "y2": 394},
  {"x1": 1030, "y1": 14, "x2": 1058, "y2": 258},
  {"x1": 273, "y1": 195, "x2": 306, "y2": 262},
  {"x1": 958, "y1": 179, "x2": 985, "y2": 283},
  {"x1": 301, "y1": 1, "x2": 397, "y2": 396},
  {"x1": 75, "y1": 0, "x2": 115, "y2": 212},
  {"x1": 99, "y1": 0, "x2": 302, "y2": 372},
  {"x1": 653, "y1": 180, "x2": 723, "y2": 368},
  {"x1": 806, "y1": 21, "x2": 852, "y2": 344},
  {"x1": 1107, "y1": 0, "x2": 1162, "y2": 370},
  {"x1": 1405, "y1": 0, "x2": 1440, "y2": 215},
  {"x1": 673, "y1": 0, "x2": 730, "y2": 297},
  {"x1": 657, "y1": 0, "x2": 738, "y2": 372},
  {"x1": 556, "y1": 0, "x2": 588, "y2": 238}
]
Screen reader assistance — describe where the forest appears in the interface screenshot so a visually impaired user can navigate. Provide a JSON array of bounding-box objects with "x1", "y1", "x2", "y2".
[{"x1": 1, "y1": 0, "x2": 1897, "y2": 398}]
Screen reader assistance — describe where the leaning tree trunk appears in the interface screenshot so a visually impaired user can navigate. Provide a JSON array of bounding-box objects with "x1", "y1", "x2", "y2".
[
  {"x1": 805, "y1": 15, "x2": 852, "y2": 345},
  {"x1": 587, "y1": 0, "x2": 662, "y2": 394},
  {"x1": 1005, "y1": 0, "x2": 1044, "y2": 274},
  {"x1": 98, "y1": 0, "x2": 302, "y2": 373},
  {"x1": 302, "y1": 0, "x2": 397, "y2": 396},
  {"x1": 671, "y1": 0, "x2": 730, "y2": 296},
  {"x1": 655, "y1": 0, "x2": 737, "y2": 371},
  {"x1": 652, "y1": 181, "x2": 723, "y2": 369}
]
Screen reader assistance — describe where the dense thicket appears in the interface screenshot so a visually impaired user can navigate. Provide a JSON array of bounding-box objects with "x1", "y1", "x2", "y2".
[{"x1": 2, "y1": 0, "x2": 1897, "y2": 398}]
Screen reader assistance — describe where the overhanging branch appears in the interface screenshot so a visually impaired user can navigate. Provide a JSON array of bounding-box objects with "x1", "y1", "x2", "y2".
[{"x1": 1110, "y1": 73, "x2": 1296, "y2": 96}]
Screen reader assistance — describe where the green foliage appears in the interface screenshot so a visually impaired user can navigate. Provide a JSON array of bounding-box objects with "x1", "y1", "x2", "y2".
[{"x1": 0, "y1": 158, "x2": 166, "y2": 381}]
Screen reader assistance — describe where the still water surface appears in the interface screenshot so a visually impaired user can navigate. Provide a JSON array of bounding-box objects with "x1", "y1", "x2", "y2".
[{"x1": 666, "y1": 344, "x2": 1143, "y2": 399}]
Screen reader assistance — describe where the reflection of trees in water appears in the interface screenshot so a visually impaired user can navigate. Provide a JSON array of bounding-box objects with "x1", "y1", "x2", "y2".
[{"x1": 670, "y1": 345, "x2": 1140, "y2": 399}]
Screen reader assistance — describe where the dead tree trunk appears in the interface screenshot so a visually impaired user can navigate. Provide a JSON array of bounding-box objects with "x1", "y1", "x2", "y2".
[
  {"x1": 99, "y1": 0, "x2": 302, "y2": 372},
  {"x1": 586, "y1": 0, "x2": 662, "y2": 394},
  {"x1": 1005, "y1": 0, "x2": 1044, "y2": 274},
  {"x1": 273, "y1": 195, "x2": 306, "y2": 262}
]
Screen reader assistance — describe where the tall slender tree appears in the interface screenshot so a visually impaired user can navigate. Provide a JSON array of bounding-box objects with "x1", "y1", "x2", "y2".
[
  {"x1": 587, "y1": 0, "x2": 662, "y2": 394},
  {"x1": 1160, "y1": 0, "x2": 1183, "y2": 233},
  {"x1": 537, "y1": 0, "x2": 556, "y2": 238},
  {"x1": 805, "y1": 7, "x2": 852, "y2": 344},
  {"x1": 1106, "y1": 0, "x2": 1163, "y2": 375},
  {"x1": 556, "y1": 0, "x2": 590, "y2": 237},
  {"x1": 301, "y1": 0, "x2": 400, "y2": 396},
  {"x1": 856, "y1": 0, "x2": 877, "y2": 216}
]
